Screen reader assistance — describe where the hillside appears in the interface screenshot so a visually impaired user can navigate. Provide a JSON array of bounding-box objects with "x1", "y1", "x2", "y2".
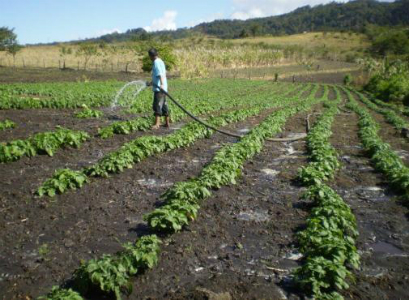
[{"x1": 91, "y1": 0, "x2": 409, "y2": 43}]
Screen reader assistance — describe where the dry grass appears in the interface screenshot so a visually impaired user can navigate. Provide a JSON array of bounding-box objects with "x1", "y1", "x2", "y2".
[
  {"x1": 0, "y1": 31, "x2": 367, "y2": 75},
  {"x1": 229, "y1": 32, "x2": 369, "y2": 51}
]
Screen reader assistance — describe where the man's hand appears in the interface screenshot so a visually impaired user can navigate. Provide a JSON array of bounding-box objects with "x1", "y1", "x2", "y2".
[{"x1": 160, "y1": 84, "x2": 165, "y2": 91}]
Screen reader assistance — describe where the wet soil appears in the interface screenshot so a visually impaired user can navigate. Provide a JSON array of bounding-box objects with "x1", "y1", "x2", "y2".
[
  {"x1": 329, "y1": 102, "x2": 409, "y2": 299},
  {"x1": 0, "y1": 106, "x2": 287, "y2": 299},
  {"x1": 126, "y1": 106, "x2": 322, "y2": 300},
  {"x1": 352, "y1": 91, "x2": 409, "y2": 166}
]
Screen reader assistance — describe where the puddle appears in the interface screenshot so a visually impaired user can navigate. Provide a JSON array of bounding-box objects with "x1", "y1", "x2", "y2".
[
  {"x1": 286, "y1": 145, "x2": 296, "y2": 155},
  {"x1": 284, "y1": 250, "x2": 303, "y2": 261},
  {"x1": 261, "y1": 168, "x2": 279, "y2": 177},
  {"x1": 353, "y1": 186, "x2": 389, "y2": 202},
  {"x1": 370, "y1": 241, "x2": 406, "y2": 256},
  {"x1": 396, "y1": 150, "x2": 409, "y2": 159},
  {"x1": 236, "y1": 210, "x2": 270, "y2": 222},
  {"x1": 136, "y1": 178, "x2": 173, "y2": 188},
  {"x1": 286, "y1": 133, "x2": 306, "y2": 139},
  {"x1": 238, "y1": 128, "x2": 250, "y2": 133}
]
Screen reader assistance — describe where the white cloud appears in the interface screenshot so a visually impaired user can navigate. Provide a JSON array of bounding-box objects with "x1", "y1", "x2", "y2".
[
  {"x1": 230, "y1": 0, "x2": 349, "y2": 20},
  {"x1": 145, "y1": 10, "x2": 178, "y2": 32}
]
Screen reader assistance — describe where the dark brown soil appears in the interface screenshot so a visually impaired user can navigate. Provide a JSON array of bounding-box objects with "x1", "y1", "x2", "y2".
[
  {"x1": 329, "y1": 97, "x2": 409, "y2": 299},
  {"x1": 352, "y1": 91, "x2": 409, "y2": 166},
  {"x1": 126, "y1": 105, "x2": 322, "y2": 300},
  {"x1": 2, "y1": 83, "x2": 409, "y2": 300},
  {"x1": 0, "y1": 66, "x2": 149, "y2": 83},
  {"x1": 0, "y1": 105, "x2": 296, "y2": 299}
]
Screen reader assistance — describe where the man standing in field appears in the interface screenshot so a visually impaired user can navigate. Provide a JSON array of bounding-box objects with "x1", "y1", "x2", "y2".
[{"x1": 149, "y1": 48, "x2": 170, "y2": 129}]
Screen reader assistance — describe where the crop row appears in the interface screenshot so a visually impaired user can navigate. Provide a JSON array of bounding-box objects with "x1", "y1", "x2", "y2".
[
  {"x1": 368, "y1": 95, "x2": 409, "y2": 117},
  {"x1": 294, "y1": 87, "x2": 360, "y2": 300},
  {"x1": 345, "y1": 88, "x2": 409, "y2": 196},
  {"x1": 37, "y1": 84, "x2": 315, "y2": 197},
  {"x1": 0, "y1": 127, "x2": 89, "y2": 163},
  {"x1": 0, "y1": 119, "x2": 16, "y2": 130},
  {"x1": 39, "y1": 85, "x2": 323, "y2": 300},
  {"x1": 97, "y1": 82, "x2": 307, "y2": 138},
  {"x1": 0, "y1": 79, "x2": 276, "y2": 110},
  {"x1": 354, "y1": 89, "x2": 409, "y2": 131}
]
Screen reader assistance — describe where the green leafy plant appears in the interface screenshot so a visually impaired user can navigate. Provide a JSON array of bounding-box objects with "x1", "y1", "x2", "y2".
[
  {"x1": 38, "y1": 286, "x2": 83, "y2": 300},
  {"x1": 37, "y1": 169, "x2": 88, "y2": 197},
  {"x1": 74, "y1": 105, "x2": 104, "y2": 119},
  {"x1": 0, "y1": 119, "x2": 15, "y2": 130},
  {"x1": 0, "y1": 127, "x2": 89, "y2": 163},
  {"x1": 293, "y1": 87, "x2": 359, "y2": 299}
]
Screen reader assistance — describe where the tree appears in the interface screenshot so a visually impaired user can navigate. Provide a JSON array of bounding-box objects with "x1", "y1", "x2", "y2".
[
  {"x1": 239, "y1": 29, "x2": 250, "y2": 38},
  {"x1": 6, "y1": 43, "x2": 23, "y2": 67},
  {"x1": 0, "y1": 27, "x2": 17, "y2": 51},
  {"x1": 76, "y1": 43, "x2": 99, "y2": 70},
  {"x1": 138, "y1": 43, "x2": 177, "y2": 72},
  {"x1": 250, "y1": 24, "x2": 261, "y2": 37},
  {"x1": 59, "y1": 45, "x2": 72, "y2": 69}
]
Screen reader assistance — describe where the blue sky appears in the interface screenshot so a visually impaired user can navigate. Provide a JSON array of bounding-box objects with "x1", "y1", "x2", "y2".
[{"x1": 1, "y1": 0, "x2": 394, "y2": 44}]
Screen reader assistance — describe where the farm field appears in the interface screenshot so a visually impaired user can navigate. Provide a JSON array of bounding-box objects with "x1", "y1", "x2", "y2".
[{"x1": 1, "y1": 79, "x2": 409, "y2": 300}]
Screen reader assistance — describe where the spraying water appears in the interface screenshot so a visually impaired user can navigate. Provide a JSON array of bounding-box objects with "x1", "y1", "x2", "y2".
[{"x1": 111, "y1": 80, "x2": 147, "y2": 109}]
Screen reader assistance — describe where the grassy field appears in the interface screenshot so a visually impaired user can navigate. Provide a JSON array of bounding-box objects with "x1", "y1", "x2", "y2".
[
  {"x1": 0, "y1": 32, "x2": 367, "y2": 76},
  {"x1": 229, "y1": 31, "x2": 368, "y2": 51}
]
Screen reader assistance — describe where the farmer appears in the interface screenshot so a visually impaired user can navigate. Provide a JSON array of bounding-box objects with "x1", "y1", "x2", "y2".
[{"x1": 148, "y1": 48, "x2": 170, "y2": 129}]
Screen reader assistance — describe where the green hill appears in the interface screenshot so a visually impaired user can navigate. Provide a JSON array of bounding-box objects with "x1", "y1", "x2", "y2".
[{"x1": 91, "y1": 0, "x2": 409, "y2": 43}]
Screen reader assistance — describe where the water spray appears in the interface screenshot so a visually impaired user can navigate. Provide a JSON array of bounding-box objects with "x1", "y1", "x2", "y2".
[{"x1": 111, "y1": 80, "x2": 306, "y2": 142}]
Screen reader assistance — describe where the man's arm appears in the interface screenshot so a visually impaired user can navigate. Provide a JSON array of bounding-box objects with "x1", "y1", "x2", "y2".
[{"x1": 159, "y1": 75, "x2": 165, "y2": 90}]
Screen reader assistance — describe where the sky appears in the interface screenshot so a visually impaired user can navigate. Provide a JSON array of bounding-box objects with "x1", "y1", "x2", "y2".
[{"x1": 0, "y1": 0, "x2": 394, "y2": 44}]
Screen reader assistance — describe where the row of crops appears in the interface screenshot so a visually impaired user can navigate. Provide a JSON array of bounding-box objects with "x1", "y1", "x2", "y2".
[
  {"x1": 2, "y1": 79, "x2": 409, "y2": 299},
  {"x1": 0, "y1": 80, "x2": 294, "y2": 164},
  {"x1": 38, "y1": 83, "x2": 324, "y2": 300},
  {"x1": 36, "y1": 84, "x2": 312, "y2": 197},
  {"x1": 0, "y1": 79, "x2": 276, "y2": 110}
]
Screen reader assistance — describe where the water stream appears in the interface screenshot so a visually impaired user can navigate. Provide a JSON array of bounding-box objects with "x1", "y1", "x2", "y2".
[{"x1": 111, "y1": 80, "x2": 147, "y2": 109}]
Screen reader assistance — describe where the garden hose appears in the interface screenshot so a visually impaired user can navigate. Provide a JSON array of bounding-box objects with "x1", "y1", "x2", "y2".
[{"x1": 151, "y1": 83, "x2": 307, "y2": 142}]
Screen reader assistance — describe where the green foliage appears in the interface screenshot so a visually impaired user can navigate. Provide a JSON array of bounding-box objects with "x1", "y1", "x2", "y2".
[
  {"x1": 145, "y1": 85, "x2": 322, "y2": 233},
  {"x1": 0, "y1": 119, "x2": 16, "y2": 130},
  {"x1": 293, "y1": 88, "x2": 359, "y2": 299},
  {"x1": 74, "y1": 255, "x2": 131, "y2": 300},
  {"x1": 37, "y1": 169, "x2": 88, "y2": 197},
  {"x1": 74, "y1": 105, "x2": 104, "y2": 119},
  {"x1": 141, "y1": 45, "x2": 176, "y2": 72},
  {"x1": 72, "y1": 235, "x2": 160, "y2": 300},
  {"x1": 298, "y1": 96, "x2": 341, "y2": 185},
  {"x1": 38, "y1": 286, "x2": 83, "y2": 300},
  {"x1": 367, "y1": 26, "x2": 409, "y2": 56},
  {"x1": 76, "y1": 43, "x2": 99, "y2": 70},
  {"x1": 354, "y1": 90, "x2": 409, "y2": 130},
  {"x1": 0, "y1": 127, "x2": 89, "y2": 163},
  {"x1": 364, "y1": 59, "x2": 409, "y2": 104},
  {"x1": 0, "y1": 81, "x2": 125, "y2": 109},
  {"x1": 37, "y1": 80, "x2": 306, "y2": 198},
  {"x1": 343, "y1": 74, "x2": 353, "y2": 86},
  {"x1": 345, "y1": 88, "x2": 409, "y2": 195},
  {"x1": 0, "y1": 27, "x2": 17, "y2": 51}
]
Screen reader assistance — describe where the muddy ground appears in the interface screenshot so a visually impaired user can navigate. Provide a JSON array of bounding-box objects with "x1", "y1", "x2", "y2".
[
  {"x1": 0, "y1": 83, "x2": 317, "y2": 299},
  {"x1": 1, "y1": 84, "x2": 409, "y2": 300},
  {"x1": 330, "y1": 92, "x2": 409, "y2": 299}
]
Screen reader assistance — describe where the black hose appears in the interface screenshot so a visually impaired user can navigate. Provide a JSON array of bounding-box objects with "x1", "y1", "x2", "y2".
[
  {"x1": 150, "y1": 83, "x2": 307, "y2": 142},
  {"x1": 153, "y1": 84, "x2": 243, "y2": 138}
]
